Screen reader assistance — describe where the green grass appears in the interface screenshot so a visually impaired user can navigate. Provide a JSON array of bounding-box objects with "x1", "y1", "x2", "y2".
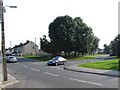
[
  {"x1": 23, "y1": 54, "x2": 106, "y2": 61},
  {"x1": 23, "y1": 55, "x2": 53, "y2": 61},
  {"x1": 68, "y1": 54, "x2": 103, "y2": 60},
  {"x1": 78, "y1": 58, "x2": 119, "y2": 70}
]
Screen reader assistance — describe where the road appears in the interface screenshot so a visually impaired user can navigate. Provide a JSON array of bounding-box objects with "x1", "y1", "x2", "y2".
[{"x1": 1, "y1": 55, "x2": 119, "y2": 88}]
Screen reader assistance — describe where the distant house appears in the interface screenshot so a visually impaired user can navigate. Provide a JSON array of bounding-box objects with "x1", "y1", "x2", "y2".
[{"x1": 7, "y1": 41, "x2": 39, "y2": 56}]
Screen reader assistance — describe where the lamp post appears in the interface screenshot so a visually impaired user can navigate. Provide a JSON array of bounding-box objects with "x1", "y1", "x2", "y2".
[{"x1": 0, "y1": 0, "x2": 17, "y2": 81}]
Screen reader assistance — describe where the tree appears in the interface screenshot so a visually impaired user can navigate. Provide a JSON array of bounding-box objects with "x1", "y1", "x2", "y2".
[
  {"x1": 48, "y1": 15, "x2": 75, "y2": 56},
  {"x1": 110, "y1": 41, "x2": 117, "y2": 56},
  {"x1": 90, "y1": 36, "x2": 100, "y2": 55},
  {"x1": 40, "y1": 15, "x2": 100, "y2": 57},
  {"x1": 73, "y1": 17, "x2": 88, "y2": 56},
  {"x1": 103, "y1": 44, "x2": 110, "y2": 54},
  {"x1": 110, "y1": 34, "x2": 120, "y2": 57},
  {"x1": 73, "y1": 17, "x2": 99, "y2": 56},
  {"x1": 40, "y1": 35, "x2": 52, "y2": 53},
  {"x1": 116, "y1": 34, "x2": 120, "y2": 57}
]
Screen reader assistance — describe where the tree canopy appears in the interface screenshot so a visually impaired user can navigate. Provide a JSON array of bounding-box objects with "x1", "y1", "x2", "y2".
[
  {"x1": 40, "y1": 15, "x2": 100, "y2": 57},
  {"x1": 109, "y1": 34, "x2": 120, "y2": 57}
]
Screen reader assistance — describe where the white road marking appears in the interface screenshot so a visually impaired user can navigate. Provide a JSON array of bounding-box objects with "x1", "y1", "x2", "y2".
[
  {"x1": 30, "y1": 68, "x2": 39, "y2": 72},
  {"x1": 44, "y1": 72, "x2": 59, "y2": 77},
  {"x1": 23, "y1": 65, "x2": 28, "y2": 68},
  {"x1": 23, "y1": 65, "x2": 39, "y2": 72},
  {"x1": 69, "y1": 78, "x2": 102, "y2": 86}
]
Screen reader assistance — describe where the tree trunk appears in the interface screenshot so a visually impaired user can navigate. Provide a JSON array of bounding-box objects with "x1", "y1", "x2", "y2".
[
  {"x1": 74, "y1": 51, "x2": 77, "y2": 57},
  {"x1": 78, "y1": 52, "x2": 80, "y2": 57},
  {"x1": 68, "y1": 52, "x2": 70, "y2": 57},
  {"x1": 64, "y1": 51, "x2": 67, "y2": 57},
  {"x1": 82, "y1": 52, "x2": 84, "y2": 56}
]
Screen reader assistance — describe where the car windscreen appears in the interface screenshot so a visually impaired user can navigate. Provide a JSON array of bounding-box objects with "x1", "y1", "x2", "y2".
[
  {"x1": 52, "y1": 58, "x2": 58, "y2": 61},
  {"x1": 9, "y1": 57, "x2": 16, "y2": 59}
]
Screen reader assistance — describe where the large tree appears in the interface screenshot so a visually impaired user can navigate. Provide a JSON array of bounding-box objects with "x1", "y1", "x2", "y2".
[
  {"x1": 73, "y1": 17, "x2": 99, "y2": 56},
  {"x1": 73, "y1": 17, "x2": 89, "y2": 56},
  {"x1": 48, "y1": 15, "x2": 75, "y2": 55},
  {"x1": 40, "y1": 15, "x2": 100, "y2": 57},
  {"x1": 103, "y1": 44, "x2": 110, "y2": 54},
  {"x1": 110, "y1": 34, "x2": 120, "y2": 57},
  {"x1": 40, "y1": 35, "x2": 52, "y2": 53},
  {"x1": 90, "y1": 36, "x2": 100, "y2": 55}
]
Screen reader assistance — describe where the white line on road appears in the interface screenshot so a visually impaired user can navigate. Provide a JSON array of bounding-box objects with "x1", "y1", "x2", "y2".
[
  {"x1": 23, "y1": 65, "x2": 39, "y2": 72},
  {"x1": 23, "y1": 65, "x2": 29, "y2": 68},
  {"x1": 44, "y1": 72, "x2": 59, "y2": 77},
  {"x1": 30, "y1": 68, "x2": 39, "y2": 72},
  {"x1": 69, "y1": 78, "x2": 102, "y2": 86}
]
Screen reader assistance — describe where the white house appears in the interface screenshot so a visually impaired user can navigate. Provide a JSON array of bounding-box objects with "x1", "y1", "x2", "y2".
[{"x1": 7, "y1": 41, "x2": 39, "y2": 56}]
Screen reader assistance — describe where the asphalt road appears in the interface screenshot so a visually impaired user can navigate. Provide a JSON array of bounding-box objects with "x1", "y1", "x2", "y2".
[{"x1": 1, "y1": 55, "x2": 118, "y2": 88}]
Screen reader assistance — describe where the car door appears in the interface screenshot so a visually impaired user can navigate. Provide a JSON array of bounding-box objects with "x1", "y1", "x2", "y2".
[{"x1": 58, "y1": 57, "x2": 63, "y2": 64}]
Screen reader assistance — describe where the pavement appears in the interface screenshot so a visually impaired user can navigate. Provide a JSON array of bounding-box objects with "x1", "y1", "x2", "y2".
[
  {"x1": 0, "y1": 64, "x2": 17, "y2": 90},
  {"x1": 64, "y1": 64, "x2": 120, "y2": 77}
]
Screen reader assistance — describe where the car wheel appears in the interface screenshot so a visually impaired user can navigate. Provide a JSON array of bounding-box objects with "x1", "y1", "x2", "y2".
[
  {"x1": 63, "y1": 61, "x2": 66, "y2": 65},
  {"x1": 55, "y1": 63, "x2": 58, "y2": 66}
]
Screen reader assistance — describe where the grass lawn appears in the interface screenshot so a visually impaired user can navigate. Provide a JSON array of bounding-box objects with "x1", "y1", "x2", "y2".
[
  {"x1": 23, "y1": 55, "x2": 53, "y2": 61},
  {"x1": 68, "y1": 54, "x2": 104, "y2": 60},
  {"x1": 23, "y1": 54, "x2": 105, "y2": 61},
  {"x1": 24, "y1": 55, "x2": 95, "y2": 61},
  {"x1": 78, "y1": 58, "x2": 119, "y2": 71}
]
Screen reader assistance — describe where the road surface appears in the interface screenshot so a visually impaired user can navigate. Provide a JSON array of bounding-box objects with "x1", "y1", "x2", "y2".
[{"x1": 2, "y1": 55, "x2": 118, "y2": 88}]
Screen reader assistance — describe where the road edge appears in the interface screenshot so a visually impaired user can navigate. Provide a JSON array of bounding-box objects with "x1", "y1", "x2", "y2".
[{"x1": 64, "y1": 66, "x2": 120, "y2": 77}]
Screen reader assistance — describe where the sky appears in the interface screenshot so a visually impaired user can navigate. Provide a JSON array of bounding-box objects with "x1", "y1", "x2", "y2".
[{"x1": 0, "y1": 0, "x2": 119, "y2": 49}]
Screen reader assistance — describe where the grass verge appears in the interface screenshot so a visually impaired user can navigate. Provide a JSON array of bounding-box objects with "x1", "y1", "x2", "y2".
[
  {"x1": 23, "y1": 54, "x2": 106, "y2": 61},
  {"x1": 23, "y1": 55, "x2": 53, "y2": 61},
  {"x1": 78, "y1": 58, "x2": 119, "y2": 71},
  {"x1": 68, "y1": 54, "x2": 103, "y2": 60}
]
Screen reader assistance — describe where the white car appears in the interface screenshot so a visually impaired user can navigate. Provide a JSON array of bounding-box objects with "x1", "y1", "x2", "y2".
[
  {"x1": 7, "y1": 56, "x2": 17, "y2": 63},
  {"x1": 47, "y1": 56, "x2": 66, "y2": 66}
]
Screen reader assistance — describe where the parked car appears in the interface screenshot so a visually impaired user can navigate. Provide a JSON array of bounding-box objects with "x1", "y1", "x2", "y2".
[
  {"x1": 6, "y1": 56, "x2": 17, "y2": 63},
  {"x1": 109, "y1": 53, "x2": 115, "y2": 56},
  {"x1": 47, "y1": 56, "x2": 66, "y2": 66}
]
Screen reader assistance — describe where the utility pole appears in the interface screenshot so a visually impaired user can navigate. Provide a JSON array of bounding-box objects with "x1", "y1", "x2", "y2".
[
  {"x1": 10, "y1": 41, "x2": 12, "y2": 54},
  {"x1": 0, "y1": 0, "x2": 17, "y2": 81},
  {"x1": 0, "y1": 0, "x2": 8, "y2": 81},
  {"x1": 35, "y1": 37, "x2": 36, "y2": 56}
]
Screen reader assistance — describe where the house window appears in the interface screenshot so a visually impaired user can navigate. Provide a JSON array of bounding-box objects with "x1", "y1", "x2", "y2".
[{"x1": 33, "y1": 46, "x2": 34, "y2": 49}]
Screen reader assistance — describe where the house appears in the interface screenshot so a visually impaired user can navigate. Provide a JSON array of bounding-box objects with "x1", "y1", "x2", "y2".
[{"x1": 7, "y1": 40, "x2": 39, "y2": 56}]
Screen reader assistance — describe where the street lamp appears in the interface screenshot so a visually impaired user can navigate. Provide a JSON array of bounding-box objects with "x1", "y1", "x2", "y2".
[
  {"x1": 0, "y1": 0, "x2": 17, "y2": 81},
  {"x1": 3, "y1": 5, "x2": 17, "y2": 13}
]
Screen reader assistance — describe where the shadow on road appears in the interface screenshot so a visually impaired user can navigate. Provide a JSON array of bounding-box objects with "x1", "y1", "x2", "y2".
[{"x1": 16, "y1": 58, "x2": 39, "y2": 63}]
